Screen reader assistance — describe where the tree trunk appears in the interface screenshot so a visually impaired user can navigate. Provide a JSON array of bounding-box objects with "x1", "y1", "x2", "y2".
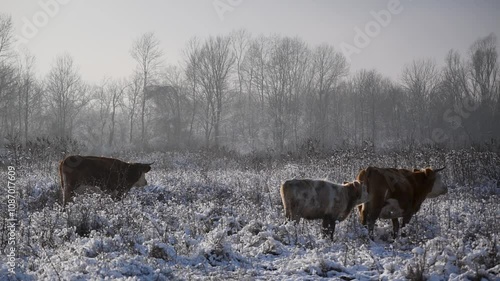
[{"x1": 141, "y1": 71, "x2": 148, "y2": 147}]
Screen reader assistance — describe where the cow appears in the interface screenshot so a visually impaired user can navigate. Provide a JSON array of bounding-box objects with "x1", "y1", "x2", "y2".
[
  {"x1": 280, "y1": 179, "x2": 369, "y2": 240},
  {"x1": 59, "y1": 155, "x2": 152, "y2": 206},
  {"x1": 356, "y1": 167, "x2": 447, "y2": 239}
]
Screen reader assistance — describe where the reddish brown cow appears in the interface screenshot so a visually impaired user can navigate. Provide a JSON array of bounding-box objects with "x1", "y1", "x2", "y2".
[
  {"x1": 280, "y1": 179, "x2": 369, "y2": 240},
  {"x1": 356, "y1": 167, "x2": 447, "y2": 238},
  {"x1": 59, "y1": 155, "x2": 152, "y2": 206}
]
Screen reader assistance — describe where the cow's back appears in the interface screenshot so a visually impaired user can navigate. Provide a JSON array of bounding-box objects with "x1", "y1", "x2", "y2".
[
  {"x1": 61, "y1": 156, "x2": 123, "y2": 187},
  {"x1": 280, "y1": 179, "x2": 341, "y2": 220},
  {"x1": 60, "y1": 155, "x2": 134, "y2": 206}
]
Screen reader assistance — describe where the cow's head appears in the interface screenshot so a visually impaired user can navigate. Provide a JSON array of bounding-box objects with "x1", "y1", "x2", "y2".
[
  {"x1": 130, "y1": 163, "x2": 152, "y2": 187},
  {"x1": 424, "y1": 167, "x2": 447, "y2": 198},
  {"x1": 347, "y1": 180, "x2": 369, "y2": 205}
]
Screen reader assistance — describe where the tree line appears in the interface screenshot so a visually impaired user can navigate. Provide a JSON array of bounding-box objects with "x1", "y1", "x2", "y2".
[{"x1": 1, "y1": 14, "x2": 499, "y2": 154}]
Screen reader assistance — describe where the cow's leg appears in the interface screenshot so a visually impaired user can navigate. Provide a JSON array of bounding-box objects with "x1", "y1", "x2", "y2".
[
  {"x1": 111, "y1": 190, "x2": 124, "y2": 201},
  {"x1": 391, "y1": 218, "x2": 400, "y2": 238},
  {"x1": 366, "y1": 201, "x2": 384, "y2": 240},
  {"x1": 359, "y1": 203, "x2": 374, "y2": 238},
  {"x1": 322, "y1": 217, "x2": 336, "y2": 241},
  {"x1": 366, "y1": 216, "x2": 376, "y2": 239},
  {"x1": 284, "y1": 207, "x2": 291, "y2": 221},
  {"x1": 400, "y1": 215, "x2": 412, "y2": 237},
  {"x1": 329, "y1": 221, "x2": 336, "y2": 241},
  {"x1": 358, "y1": 204, "x2": 367, "y2": 225},
  {"x1": 61, "y1": 171, "x2": 78, "y2": 207},
  {"x1": 285, "y1": 199, "x2": 298, "y2": 223},
  {"x1": 401, "y1": 215, "x2": 411, "y2": 228},
  {"x1": 288, "y1": 207, "x2": 300, "y2": 224},
  {"x1": 62, "y1": 182, "x2": 75, "y2": 207}
]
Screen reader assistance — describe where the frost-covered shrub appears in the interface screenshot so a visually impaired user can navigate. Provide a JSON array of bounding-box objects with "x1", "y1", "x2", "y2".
[
  {"x1": 149, "y1": 241, "x2": 177, "y2": 261},
  {"x1": 405, "y1": 247, "x2": 427, "y2": 281},
  {"x1": 65, "y1": 196, "x2": 110, "y2": 237},
  {"x1": 3, "y1": 149, "x2": 499, "y2": 280}
]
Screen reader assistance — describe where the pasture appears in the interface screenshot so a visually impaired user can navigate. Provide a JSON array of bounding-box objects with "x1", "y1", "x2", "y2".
[{"x1": 1, "y1": 149, "x2": 499, "y2": 280}]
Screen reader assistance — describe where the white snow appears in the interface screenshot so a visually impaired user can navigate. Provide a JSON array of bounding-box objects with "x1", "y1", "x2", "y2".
[{"x1": 1, "y1": 150, "x2": 499, "y2": 280}]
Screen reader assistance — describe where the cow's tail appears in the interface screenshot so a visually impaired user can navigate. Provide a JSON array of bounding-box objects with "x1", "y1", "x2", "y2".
[
  {"x1": 59, "y1": 160, "x2": 65, "y2": 206},
  {"x1": 279, "y1": 181, "x2": 290, "y2": 219},
  {"x1": 59, "y1": 160, "x2": 64, "y2": 189}
]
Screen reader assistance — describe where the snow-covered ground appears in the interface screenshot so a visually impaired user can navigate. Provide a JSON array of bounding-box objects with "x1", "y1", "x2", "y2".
[{"x1": 1, "y1": 150, "x2": 499, "y2": 280}]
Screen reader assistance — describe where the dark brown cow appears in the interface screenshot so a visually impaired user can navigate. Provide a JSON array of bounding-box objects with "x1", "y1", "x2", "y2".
[
  {"x1": 280, "y1": 179, "x2": 369, "y2": 240},
  {"x1": 59, "y1": 155, "x2": 152, "y2": 206},
  {"x1": 356, "y1": 167, "x2": 447, "y2": 238}
]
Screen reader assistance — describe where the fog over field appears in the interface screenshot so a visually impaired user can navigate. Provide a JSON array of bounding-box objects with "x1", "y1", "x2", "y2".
[{"x1": 0, "y1": 1, "x2": 499, "y2": 280}]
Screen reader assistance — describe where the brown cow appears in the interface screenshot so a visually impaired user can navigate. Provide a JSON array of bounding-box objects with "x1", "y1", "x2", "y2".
[
  {"x1": 59, "y1": 155, "x2": 152, "y2": 206},
  {"x1": 280, "y1": 179, "x2": 369, "y2": 240},
  {"x1": 356, "y1": 167, "x2": 447, "y2": 239}
]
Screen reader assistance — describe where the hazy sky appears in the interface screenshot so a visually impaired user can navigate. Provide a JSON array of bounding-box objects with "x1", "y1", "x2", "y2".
[{"x1": 2, "y1": 0, "x2": 499, "y2": 82}]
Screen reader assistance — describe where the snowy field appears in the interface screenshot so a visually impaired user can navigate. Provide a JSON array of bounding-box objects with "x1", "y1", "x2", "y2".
[{"x1": 1, "y1": 150, "x2": 499, "y2": 280}]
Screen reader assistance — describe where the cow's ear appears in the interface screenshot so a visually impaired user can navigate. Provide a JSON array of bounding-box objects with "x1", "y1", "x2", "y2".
[
  {"x1": 365, "y1": 167, "x2": 374, "y2": 179},
  {"x1": 143, "y1": 164, "x2": 151, "y2": 173},
  {"x1": 424, "y1": 168, "x2": 434, "y2": 177},
  {"x1": 357, "y1": 169, "x2": 366, "y2": 181},
  {"x1": 343, "y1": 181, "x2": 349, "y2": 185}
]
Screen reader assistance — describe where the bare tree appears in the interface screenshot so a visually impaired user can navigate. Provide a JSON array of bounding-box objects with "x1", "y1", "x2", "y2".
[
  {"x1": 0, "y1": 14, "x2": 14, "y2": 62},
  {"x1": 466, "y1": 33, "x2": 499, "y2": 142},
  {"x1": 0, "y1": 14, "x2": 16, "y2": 139},
  {"x1": 469, "y1": 33, "x2": 498, "y2": 103},
  {"x1": 107, "y1": 79, "x2": 129, "y2": 147},
  {"x1": 90, "y1": 78, "x2": 111, "y2": 147},
  {"x1": 349, "y1": 70, "x2": 382, "y2": 148},
  {"x1": 125, "y1": 72, "x2": 143, "y2": 144},
  {"x1": 46, "y1": 54, "x2": 88, "y2": 139},
  {"x1": 247, "y1": 35, "x2": 269, "y2": 111},
  {"x1": 196, "y1": 35, "x2": 235, "y2": 149},
  {"x1": 442, "y1": 50, "x2": 470, "y2": 102},
  {"x1": 0, "y1": 62, "x2": 17, "y2": 138},
  {"x1": 230, "y1": 29, "x2": 257, "y2": 149},
  {"x1": 231, "y1": 29, "x2": 251, "y2": 97},
  {"x1": 265, "y1": 36, "x2": 309, "y2": 152},
  {"x1": 184, "y1": 37, "x2": 201, "y2": 144},
  {"x1": 145, "y1": 65, "x2": 189, "y2": 148},
  {"x1": 308, "y1": 44, "x2": 348, "y2": 147},
  {"x1": 239, "y1": 36, "x2": 270, "y2": 149},
  {"x1": 440, "y1": 49, "x2": 473, "y2": 143},
  {"x1": 16, "y1": 50, "x2": 39, "y2": 145},
  {"x1": 130, "y1": 32, "x2": 163, "y2": 147},
  {"x1": 401, "y1": 59, "x2": 440, "y2": 141}
]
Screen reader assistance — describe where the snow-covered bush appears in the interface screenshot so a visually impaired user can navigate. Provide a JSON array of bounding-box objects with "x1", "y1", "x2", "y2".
[{"x1": 1, "y1": 149, "x2": 499, "y2": 280}]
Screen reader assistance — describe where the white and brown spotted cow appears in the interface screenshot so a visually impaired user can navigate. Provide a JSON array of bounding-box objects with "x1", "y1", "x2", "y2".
[
  {"x1": 280, "y1": 179, "x2": 369, "y2": 240},
  {"x1": 356, "y1": 167, "x2": 447, "y2": 239},
  {"x1": 59, "y1": 155, "x2": 152, "y2": 206}
]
